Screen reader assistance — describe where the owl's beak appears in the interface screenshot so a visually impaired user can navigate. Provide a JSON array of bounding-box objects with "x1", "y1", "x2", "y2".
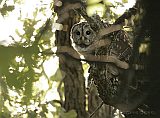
[{"x1": 81, "y1": 36, "x2": 85, "y2": 41}]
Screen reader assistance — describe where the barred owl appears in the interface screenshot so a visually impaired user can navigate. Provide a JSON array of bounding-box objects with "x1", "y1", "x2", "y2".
[
  {"x1": 71, "y1": 20, "x2": 147, "y2": 112},
  {"x1": 71, "y1": 22, "x2": 96, "y2": 52}
]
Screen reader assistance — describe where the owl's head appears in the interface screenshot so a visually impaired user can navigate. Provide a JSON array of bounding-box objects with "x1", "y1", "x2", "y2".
[{"x1": 71, "y1": 22, "x2": 97, "y2": 52}]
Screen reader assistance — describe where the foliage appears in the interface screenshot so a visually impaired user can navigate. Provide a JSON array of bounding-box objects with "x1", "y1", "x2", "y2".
[
  {"x1": 0, "y1": 0, "x2": 60, "y2": 117},
  {"x1": 0, "y1": 2, "x2": 14, "y2": 16}
]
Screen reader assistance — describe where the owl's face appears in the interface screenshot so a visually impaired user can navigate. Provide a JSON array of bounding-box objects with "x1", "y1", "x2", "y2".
[{"x1": 71, "y1": 22, "x2": 96, "y2": 51}]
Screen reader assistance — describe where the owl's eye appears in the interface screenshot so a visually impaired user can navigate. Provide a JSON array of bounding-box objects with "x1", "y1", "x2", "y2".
[
  {"x1": 76, "y1": 31, "x2": 80, "y2": 35},
  {"x1": 86, "y1": 31, "x2": 91, "y2": 35}
]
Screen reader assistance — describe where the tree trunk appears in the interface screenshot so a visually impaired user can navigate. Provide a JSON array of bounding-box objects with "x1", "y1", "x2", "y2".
[{"x1": 54, "y1": 1, "x2": 87, "y2": 117}]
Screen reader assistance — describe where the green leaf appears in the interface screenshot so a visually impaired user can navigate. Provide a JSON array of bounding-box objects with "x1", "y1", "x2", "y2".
[
  {"x1": 23, "y1": 19, "x2": 38, "y2": 40},
  {"x1": 122, "y1": 0, "x2": 128, "y2": 3},
  {"x1": 42, "y1": 104, "x2": 48, "y2": 113},
  {"x1": 39, "y1": 111, "x2": 47, "y2": 117},
  {"x1": 87, "y1": 0, "x2": 102, "y2": 5},
  {"x1": 0, "y1": 77, "x2": 8, "y2": 94},
  {"x1": 60, "y1": 109, "x2": 77, "y2": 118},
  {"x1": 86, "y1": 3, "x2": 105, "y2": 17},
  {"x1": 103, "y1": 0, "x2": 114, "y2": 6},
  {"x1": 6, "y1": 5, "x2": 14, "y2": 11},
  {"x1": 50, "y1": 68, "x2": 66, "y2": 81},
  {"x1": 28, "y1": 111, "x2": 37, "y2": 118},
  {"x1": 0, "y1": 4, "x2": 15, "y2": 16},
  {"x1": 0, "y1": 106, "x2": 11, "y2": 118}
]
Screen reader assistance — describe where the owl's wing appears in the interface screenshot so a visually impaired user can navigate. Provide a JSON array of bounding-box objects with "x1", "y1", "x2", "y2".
[{"x1": 88, "y1": 28, "x2": 151, "y2": 112}]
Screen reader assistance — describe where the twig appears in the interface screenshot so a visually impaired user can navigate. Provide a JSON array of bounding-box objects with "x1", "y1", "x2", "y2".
[
  {"x1": 98, "y1": 24, "x2": 123, "y2": 38},
  {"x1": 50, "y1": 100, "x2": 63, "y2": 106},
  {"x1": 77, "y1": 6, "x2": 105, "y2": 31},
  {"x1": 41, "y1": 46, "x2": 129, "y2": 69},
  {"x1": 0, "y1": 0, "x2": 7, "y2": 8},
  {"x1": 56, "y1": 46, "x2": 129, "y2": 69},
  {"x1": 56, "y1": 3, "x2": 82, "y2": 23},
  {"x1": 57, "y1": 78, "x2": 64, "y2": 106},
  {"x1": 80, "y1": 52, "x2": 129, "y2": 69},
  {"x1": 33, "y1": 18, "x2": 51, "y2": 46},
  {"x1": 89, "y1": 101, "x2": 104, "y2": 118}
]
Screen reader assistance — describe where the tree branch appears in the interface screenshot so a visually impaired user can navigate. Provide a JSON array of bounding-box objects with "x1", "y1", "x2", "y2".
[
  {"x1": 33, "y1": 18, "x2": 51, "y2": 46},
  {"x1": 42, "y1": 46, "x2": 129, "y2": 69},
  {"x1": 78, "y1": 38, "x2": 111, "y2": 53},
  {"x1": 98, "y1": 24, "x2": 123, "y2": 38},
  {"x1": 89, "y1": 101, "x2": 104, "y2": 118}
]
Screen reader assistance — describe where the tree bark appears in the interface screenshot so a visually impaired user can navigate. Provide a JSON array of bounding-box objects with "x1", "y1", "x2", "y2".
[{"x1": 54, "y1": 0, "x2": 87, "y2": 117}]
